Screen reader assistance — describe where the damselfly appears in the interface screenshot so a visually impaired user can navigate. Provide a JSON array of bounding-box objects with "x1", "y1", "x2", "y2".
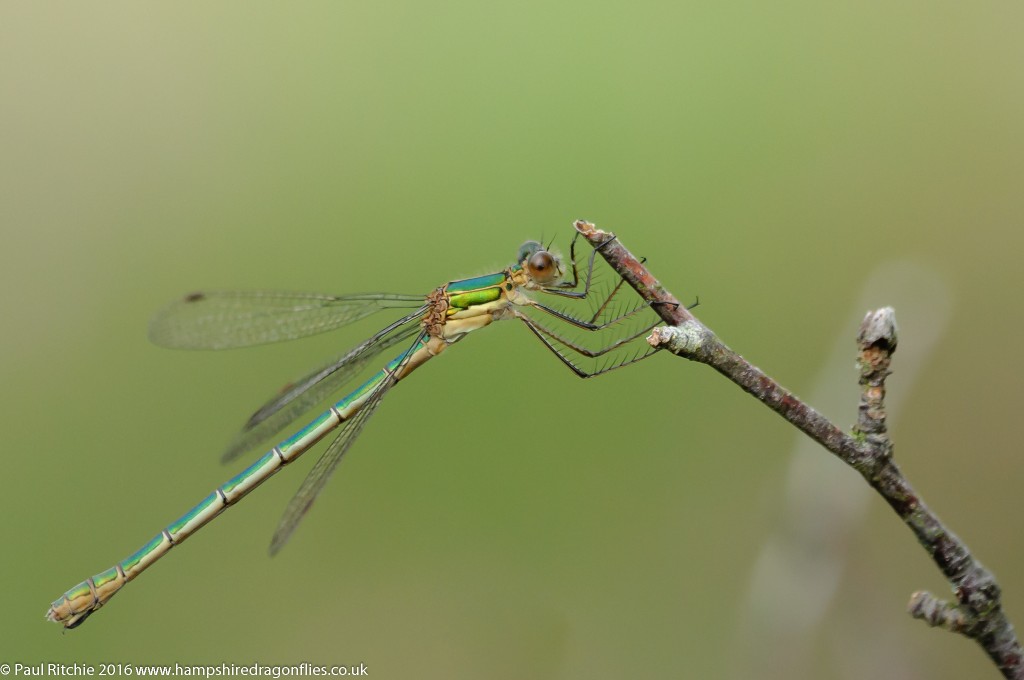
[{"x1": 47, "y1": 230, "x2": 664, "y2": 628}]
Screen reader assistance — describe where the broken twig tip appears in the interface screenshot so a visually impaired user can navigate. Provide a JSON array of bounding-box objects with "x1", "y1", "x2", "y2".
[
  {"x1": 858, "y1": 307, "x2": 898, "y2": 352},
  {"x1": 573, "y1": 219, "x2": 611, "y2": 240}
]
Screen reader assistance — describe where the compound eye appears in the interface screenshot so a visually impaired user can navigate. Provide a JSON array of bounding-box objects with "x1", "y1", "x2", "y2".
[
  {"x1": 517, "y1": 240, "x2": 542, "y2": 265},
  {"x1": 528, "y1": 252, "x2": 556, "y2": 282}
]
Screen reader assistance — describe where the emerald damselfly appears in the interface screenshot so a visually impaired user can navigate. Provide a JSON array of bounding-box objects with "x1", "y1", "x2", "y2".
[{"x1": 47, "y1": 230, "x2": 663, "y2": 628}]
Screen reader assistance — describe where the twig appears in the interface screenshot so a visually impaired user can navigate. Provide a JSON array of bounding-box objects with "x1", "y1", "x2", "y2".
[{"x1": 573, "y1": 219, "x2": 1023, "y2": 678}]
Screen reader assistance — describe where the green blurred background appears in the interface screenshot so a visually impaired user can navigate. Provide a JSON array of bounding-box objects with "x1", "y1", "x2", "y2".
[{"x1": 2, "y1": 1, "x2": 1022, "y2": 677}]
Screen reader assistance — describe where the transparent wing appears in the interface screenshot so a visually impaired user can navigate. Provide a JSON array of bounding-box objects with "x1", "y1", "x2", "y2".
[
  {"x1": 221, "y1": 309, "x2": 426, "y2": 462},
  {"x1": 268, "y1": 331, "x2": 427, "y2": 555},
  {"x1": 149, "y1": 290, "x2": 425, "y2": 350}
]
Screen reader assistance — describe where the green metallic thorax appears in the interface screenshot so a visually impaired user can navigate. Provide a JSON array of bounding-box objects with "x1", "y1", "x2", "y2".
[{"x1": 444, "y1": 268, "x2": 518, "y2": 312}]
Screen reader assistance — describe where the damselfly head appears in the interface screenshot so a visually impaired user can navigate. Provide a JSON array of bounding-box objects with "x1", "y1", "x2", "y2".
[{"x1": 517, "y1": 240, "x2": 564, "y2": 285}]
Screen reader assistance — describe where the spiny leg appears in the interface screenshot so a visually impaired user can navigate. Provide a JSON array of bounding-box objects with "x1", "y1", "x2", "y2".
[
  {"x1": 551, "y1": 251, "x2": 644, "y2": 327},
  {"x1": 579, "y1": 257, "x2": 698, "y2": 326},
  {"x1": 586, "y1": 276, "x2": 629, "y2": 325},
  {"x1": 527, "y1": 295, "x2": 654, "y2": 332},
  {"x1": 514, "y1": 310, "x2": 658, "y2": 358},
  {"x1": 533, "y1": 234, "x2": 691, "y2": 330},
  {"x1": 548, "y1": 233, "x2": 696, "y2": 321},
  {"x1": 547, "y1": 230, "x2": 586, "y2": 291},
  {"x1": 537, "y1": 232, "x2": 618, "y2": 300},
  {"x1": 514, "y1": 311, "x2": 659, "y2": 379},
  {"x1": 583, "y1": 254, "x2": 653, "y2": 325},
  {"x1": 534, "y1": 234, "x2": 655, "y2": 329}
]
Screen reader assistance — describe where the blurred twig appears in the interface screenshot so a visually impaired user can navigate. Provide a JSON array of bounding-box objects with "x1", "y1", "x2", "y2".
[{"x1": 572, "y1": 220, "x2": 1023, "y2": 678}]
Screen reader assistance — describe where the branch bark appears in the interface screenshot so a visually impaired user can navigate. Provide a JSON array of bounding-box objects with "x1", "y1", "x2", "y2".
[{"x1": 573, "y1": 219, "x2": 1023, "y2": 678}]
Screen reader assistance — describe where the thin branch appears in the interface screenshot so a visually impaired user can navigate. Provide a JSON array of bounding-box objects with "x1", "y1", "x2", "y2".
[{"x1": 573, "y1": 219, "x2": 1023, "y2": 678}]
